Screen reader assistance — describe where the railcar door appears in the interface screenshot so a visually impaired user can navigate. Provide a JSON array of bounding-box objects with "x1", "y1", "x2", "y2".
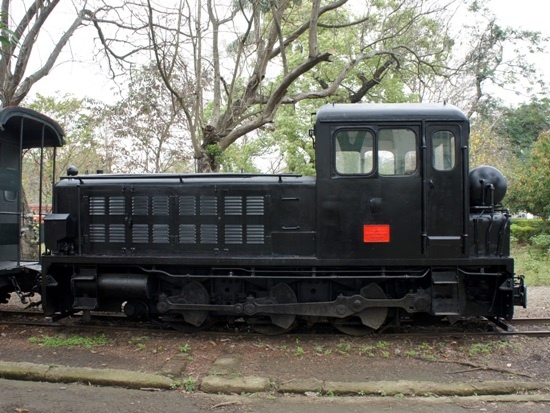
[
  {"x1": 317, "y1": 124, "x2": 423, "y2": 260},
  {"x1": 0, "y1": 140, "x2": 20, "y2": 262},
  {"x1": 424, "y1": 123, "x2": 467, "y2": 257}
]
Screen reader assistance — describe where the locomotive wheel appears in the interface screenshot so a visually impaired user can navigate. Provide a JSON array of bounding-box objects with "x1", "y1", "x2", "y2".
[
  {"x1": 251, "y1": 283, "x2": 297, "y2": 335},
  {"x1": 159, "y1": 281, "x2": 210, "y2": 329},
  {"x1": 331, "y1": 283, "x2": 388, "y2": 336}
]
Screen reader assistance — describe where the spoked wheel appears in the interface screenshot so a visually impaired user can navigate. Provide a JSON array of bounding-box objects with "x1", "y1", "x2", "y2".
[
  {"x1": 156, "y1": 281, "x2": 210, "y2": 331},
  {"x1": 251, "y1": 283, "x2": 298, "y2": 335},
  {"x1": 331, "y1": 283, "x2": 388, "y2": 336}
]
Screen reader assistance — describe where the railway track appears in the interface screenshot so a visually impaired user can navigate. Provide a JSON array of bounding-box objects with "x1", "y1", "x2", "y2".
[{"x1": 2, "y1": 308, "x2": 550, "y2": 338}]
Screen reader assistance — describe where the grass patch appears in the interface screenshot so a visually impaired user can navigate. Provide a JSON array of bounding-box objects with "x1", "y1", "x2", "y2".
[
  {"x1": 512, "y1": 243, "x2": 550, "y2": 286},
  {"x1": 28, "y1": 334, "x2": 111, "y2": 349}
]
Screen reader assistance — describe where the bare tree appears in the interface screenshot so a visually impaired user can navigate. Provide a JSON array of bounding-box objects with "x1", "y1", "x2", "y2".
[
  {"x1": 88, "y1": 0, "x2": 457, "y2": 171},
  {"x1": 0, "y1": 0, "x2": 95, "y2": 107}
]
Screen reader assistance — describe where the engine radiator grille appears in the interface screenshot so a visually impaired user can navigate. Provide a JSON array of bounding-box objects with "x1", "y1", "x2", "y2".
[{"x1": 85, "y1": 192, "x2": 267, "y2": 251}]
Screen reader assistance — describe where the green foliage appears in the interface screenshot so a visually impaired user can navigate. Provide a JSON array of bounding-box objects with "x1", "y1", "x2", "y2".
[
  {"x1": 0, "y1": 13, "x2": 17, "y2": 47},
  {"x1": 497, "y1": 98, "x2": 550, "y2": 157},
  {"x1": 512, "y1": 243, "x2": 550, "y2": 286},
  {"x1": 506, "y1": 132, "x2": 550, "y2": 229},
  {"x1": 510, "y1": 224, "x2": 538, "y2": 244},
  {"x1": 530, "y1": 234, "x2": 550, "y2": 259}
]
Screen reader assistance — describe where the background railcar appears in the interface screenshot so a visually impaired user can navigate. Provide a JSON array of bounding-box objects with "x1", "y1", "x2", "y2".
[
  {"x1": 0, "y1": 107, "x2": 64, "y2": 304},
  {"x1": 40, "y1": 103, "x2": 526, "y2": 334}
]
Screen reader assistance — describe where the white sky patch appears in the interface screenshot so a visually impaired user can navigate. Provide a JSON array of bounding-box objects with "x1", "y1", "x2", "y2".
[{"x1": 27, "y1": 0, "x2": 550, "y2": 106}]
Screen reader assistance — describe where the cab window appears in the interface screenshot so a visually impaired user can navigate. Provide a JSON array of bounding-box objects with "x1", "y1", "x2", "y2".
[
  {"x1": 378, "y1": 129, "x2": 417, "y2": 175},
  {"x1": 335, "y1": 130, "x2": 374, "y2": 174},
  {"x1": 432, "y1": 130, "x2": 456, "y2": 171}
]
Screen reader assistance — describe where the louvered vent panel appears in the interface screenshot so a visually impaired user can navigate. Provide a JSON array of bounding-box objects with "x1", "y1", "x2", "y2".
[
  {"x1": 153, "y1": 224, "x2": 170, "y2": 243},
  {"x1": 224, "y1": 196, "x2": 242, "y2": 215},
  {"x1": 153, "y1": 196, "x2": 169, "y2": 216},
  {"x1": 179, "y1": 196, "x2": 196, "y2": 215},
  {"x1": 132, "y1": 224, "x2": 149, "y2": 243},
  {"x1": 225, "y1": 225, "x2": 243, "y2": 244},
  {"x1": 109, "y1": 224, "x2": 125, "y2": 243},
  {"x1": 109, "y1": 197, "x2": 125, "y2": 215},
  {"x1": 200, "y1": 196, "x2": 217, "y2": 216},
  {"x1": 200, "y1": 224, "x2": 218, "y2": 244},
  {"x1": 90, "y1": 197, "x2": 106, "y2": 215},
  {"x1": 89, "y1": 224, "x2": 106, "y2": 242},
  {"x1": 246, "y1": 225, "x2": 265, "y2": 244},
  {"x1": 179, "y1": 224, "x2": 197, "y2": 244},
  {"x1": 246, "y1": 196, "x2": 264, "y2": 215},
  {"x1": 132, "y1": 196, "x2": 149, "y2": 215}
]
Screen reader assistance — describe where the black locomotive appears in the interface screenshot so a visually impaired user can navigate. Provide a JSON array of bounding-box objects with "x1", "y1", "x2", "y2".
[{"x1": 2, "y1": 103, "x2": 527, "y2": 334}]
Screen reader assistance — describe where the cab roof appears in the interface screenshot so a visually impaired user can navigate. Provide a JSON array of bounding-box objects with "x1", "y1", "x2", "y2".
[{"x1": 316, "y1": 103, "x2": 468, "y2": 123}]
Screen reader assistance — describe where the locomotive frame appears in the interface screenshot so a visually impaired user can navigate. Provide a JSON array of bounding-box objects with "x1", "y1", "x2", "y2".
[{"x1": 1, "y1": 103, "x2": 527, "y2": 334}]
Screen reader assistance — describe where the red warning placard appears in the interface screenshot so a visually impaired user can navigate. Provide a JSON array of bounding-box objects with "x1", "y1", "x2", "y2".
[{"x1": 363, "y1": 225, "x2": 390, "y2": 243}]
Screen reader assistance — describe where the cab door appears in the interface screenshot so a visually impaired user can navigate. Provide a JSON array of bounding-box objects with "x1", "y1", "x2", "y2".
[
  {"x1": 424, "y1": 124, "x2": 467, "y2": 257},
  {"x1": 317, "y1": 125, "x2": 423, "y2": 260}
]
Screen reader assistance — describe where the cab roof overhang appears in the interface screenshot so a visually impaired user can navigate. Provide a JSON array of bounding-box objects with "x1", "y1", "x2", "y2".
[{"x1": 0, "y1": 106, "x2": 65, "y2": 148}]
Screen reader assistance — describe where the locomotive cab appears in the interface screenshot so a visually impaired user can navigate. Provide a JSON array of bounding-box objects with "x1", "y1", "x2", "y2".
[{"x1": 314, "y1": 103, "x2": 468, "y2": 260}]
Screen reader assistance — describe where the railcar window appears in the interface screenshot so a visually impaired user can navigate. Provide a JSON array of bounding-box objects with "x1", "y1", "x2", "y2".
[
  {"x1": 4, "y1": 191, "x2": 16, "y2": 202},
  {"x1": 378, "y1": 129, "x2": 417, "y2": 175},
  {"x1": 432, "y1": 130, "x2": 455, "y2": 171},
  {"x1": 335, "y1": 130, "x2": 374, "y2": 174},
  {"x1": 0, "y1": 167, "x2": 18, "y2": 202}
]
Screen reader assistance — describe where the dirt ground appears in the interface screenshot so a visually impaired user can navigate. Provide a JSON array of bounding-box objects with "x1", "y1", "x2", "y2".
[{"x1": 0, "y1": 287, "x2": 548, "y2": 388}]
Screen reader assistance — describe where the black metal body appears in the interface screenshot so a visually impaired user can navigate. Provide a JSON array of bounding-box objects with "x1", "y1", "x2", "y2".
[{"x1": 40, "y1": 103, "x2": 526, "y2": 331}]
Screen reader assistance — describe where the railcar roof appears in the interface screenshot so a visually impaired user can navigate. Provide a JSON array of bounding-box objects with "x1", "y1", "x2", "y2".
[
  {"x1": 316, "y1": 103, "x2": 468, "y2": 123},
  {"x1": 0, "y1": 106, "x2": 65, "y2": 148}
]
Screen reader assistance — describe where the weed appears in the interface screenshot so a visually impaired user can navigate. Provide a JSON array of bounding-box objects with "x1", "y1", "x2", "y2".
[
  {"x1": 179, "y1": 343, "x2": 192, "y2": 353},
  {"x1": 136, "y1": 343, "x2": 146, "y2": 351},
  {"x1": 418, "y1": 342, "x2": 431, "y2": 350},
  {"x1": 381, "y1": 351, "x2": 390, "y2": 358},
  {"x1": 468, "y1": 343, "x2": 492, "y2": 357},
  {"x1": 294, "y1": 346, "x2": 305, "y2": 357},
  {"x1": 336, "y1": 342, "x2": 351, "y2": 354},
  {"x1": 359, "y1": 345, "x2": 374, "y2": 353},
  {"x1": 376, "y1": 341, "x2": 389, "y2": 349},
  {"x1": 394, "y1": 393, "x2": 405, "y2": 398},
  {"x1": 405, "y1": 350, "x2": 418, "y2": 357},
  {"x1": 182, "y1": 376, "x2": 197, "y2": 392}
]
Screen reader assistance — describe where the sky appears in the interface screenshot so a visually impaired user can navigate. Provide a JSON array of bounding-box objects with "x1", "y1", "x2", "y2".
[{"x1": 28, "y1": 0, "x2": 550, "y2": 107}]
